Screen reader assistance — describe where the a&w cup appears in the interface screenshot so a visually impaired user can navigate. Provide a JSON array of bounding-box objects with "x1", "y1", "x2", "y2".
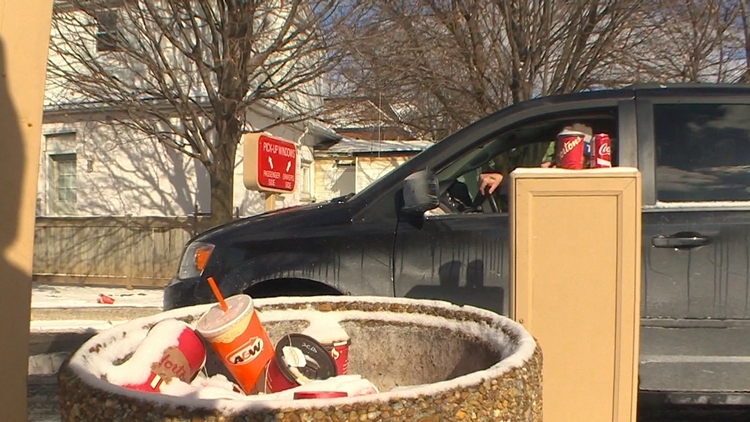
[{"x1": 196, "y1": 294, "x2": 273, "y2": 393}]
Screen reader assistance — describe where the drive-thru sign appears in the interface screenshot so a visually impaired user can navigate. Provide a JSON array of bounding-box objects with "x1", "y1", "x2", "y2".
[{"x1": 243, "y1": 133, "x2": 297, "y2": 193}]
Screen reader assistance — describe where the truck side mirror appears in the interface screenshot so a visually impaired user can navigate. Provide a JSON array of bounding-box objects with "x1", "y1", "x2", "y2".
[{"x1": 402, "y1": 169, "x2": 439, "y2": 215}]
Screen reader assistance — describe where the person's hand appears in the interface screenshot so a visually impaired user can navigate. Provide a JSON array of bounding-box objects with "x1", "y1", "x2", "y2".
[{"x1": 479, "y1": 173, "x2": 503, "y2": 195}]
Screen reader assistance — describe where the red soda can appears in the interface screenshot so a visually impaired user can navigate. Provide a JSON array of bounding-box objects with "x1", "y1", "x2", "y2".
[
  {"x1": 556, "y1": 130, "x2": 586, "y2": 169},
  {"x1": 303, "y1": 321, "x2": 351, "y2": 376},
  {"x1": 321, "y1": 339, "x2": 350, "y2": 376},
  {"x1": 592, "y1": 133, "x2": 612, "y2": 168}
]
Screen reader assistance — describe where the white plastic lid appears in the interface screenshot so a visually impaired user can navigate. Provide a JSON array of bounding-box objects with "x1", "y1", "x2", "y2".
[{"x1": 195, "y1": 294, "x2": 252, "y2": 337}]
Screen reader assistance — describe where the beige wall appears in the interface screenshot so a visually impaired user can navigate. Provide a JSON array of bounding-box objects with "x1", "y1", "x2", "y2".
[
  {"x1": 38, "y1": 110, "x2": 317, "y2": 218},
  {"x1": 39, "y1": 121, "x2": 206, "y2": 216},
  {"x1": 314, "y1": 155, "x2": 411, "y2": 202},
  {"x1": 0, "y1": 0, "x2": 53, "y2": 419},
  {"x1": 314, "y1": 158, "x2": 354, "y2": 202},
  {"x1": 355, "y1": 156, "x2": 409, "y2": 193}
]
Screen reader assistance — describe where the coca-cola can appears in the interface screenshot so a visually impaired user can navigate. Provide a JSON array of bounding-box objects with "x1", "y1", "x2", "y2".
[
  {"x1": 556, "y1": 130, "x2": 586, "y2": 170},
  {"x1": 592, "y1": 133, "x2": 612, "y2": 168}
]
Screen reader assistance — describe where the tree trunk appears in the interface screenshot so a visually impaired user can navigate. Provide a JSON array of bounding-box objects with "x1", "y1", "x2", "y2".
[
  {"x1": 742, "y1": 0, "x2": 750, "y2": 82},
  {"x1": 206, "y1": 139, "x2": 238, "y2": 228}
]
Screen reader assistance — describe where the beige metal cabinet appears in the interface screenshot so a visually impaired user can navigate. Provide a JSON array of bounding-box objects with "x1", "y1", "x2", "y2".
[{"x1": 510, "y1": 168, "x2": 641, "y2": 422}]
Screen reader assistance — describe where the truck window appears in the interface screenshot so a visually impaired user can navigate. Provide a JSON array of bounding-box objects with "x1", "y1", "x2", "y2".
[
  {"x1": 434, "y1": 110, "x2": 618, "y2": 214},
  {"x1": 654, "y1": 103, "x2": 750, "y2": 203}
]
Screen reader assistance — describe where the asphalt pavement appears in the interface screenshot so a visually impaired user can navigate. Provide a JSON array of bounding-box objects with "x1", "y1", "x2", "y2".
[
  {"x1": 27, "y1": 377, "x2": 59, "y2": 422},
  {"x1": 638, "y1": 401, "x2": 750, "y2": 422}
]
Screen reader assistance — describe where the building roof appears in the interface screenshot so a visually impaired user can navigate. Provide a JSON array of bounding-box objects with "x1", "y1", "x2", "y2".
[
  {"x1": 315, "y1": 137, "x2": 433, "y2": 156},
  {"x1": 319, "y1": 97, "x2": 416, "y2": 141}
]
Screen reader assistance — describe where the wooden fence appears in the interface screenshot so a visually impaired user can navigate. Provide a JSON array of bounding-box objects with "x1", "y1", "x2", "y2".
[{"x1": 33, "y1": 216, "x2": 206, "y2": 288}]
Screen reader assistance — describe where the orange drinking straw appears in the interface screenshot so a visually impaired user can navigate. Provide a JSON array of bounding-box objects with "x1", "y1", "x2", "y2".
[{"x1": 206, "y1": 276, "x2": 228, "y2": 312}]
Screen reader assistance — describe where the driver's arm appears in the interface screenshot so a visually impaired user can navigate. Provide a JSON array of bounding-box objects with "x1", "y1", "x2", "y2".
[
  {"x1": 478, "y1": 152, "x2": 508, "y2": 195},
  {"x1": 478, "y1": 172, "x2": 503, "y2": 194}
]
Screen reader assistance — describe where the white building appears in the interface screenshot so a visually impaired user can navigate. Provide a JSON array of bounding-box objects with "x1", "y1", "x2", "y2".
[
  {"x1": 313, "y1": 138, "x2": 433, "y2": 202},
  {"x1": 39, "y1": 104, "x2": 335, "y2": 218},
  {"x1": 39, "y1": 1, "x2": 337, "y2": 218}
]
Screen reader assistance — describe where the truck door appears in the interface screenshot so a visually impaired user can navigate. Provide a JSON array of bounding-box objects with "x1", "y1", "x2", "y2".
[
  {"x1": 395, "y1": 209, "x2": 511, "y2": 315},
  {"x1": 637, "y1": 93, "x2": 750, "y2": 394},
  {"x1": 394, "y1": 100, "x2": 631, "y2": 316}
]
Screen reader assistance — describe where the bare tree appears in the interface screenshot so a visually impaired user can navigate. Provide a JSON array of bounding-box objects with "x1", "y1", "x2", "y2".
[
  {"x1": 736, "y1": 0, "x2": 750, "y2": 81},
  {"x1": 336, "y1": 0, "x2": 647, "y2": 140},
  {"x1": 337, "y1": 0, "x2": 750, "y2": 141},
  {"x1": 628, "y1": 0, "x2": 743, "y2": 83},
  {"x1": 48, "y1": 0, "x2": 363, "y2": 225}
]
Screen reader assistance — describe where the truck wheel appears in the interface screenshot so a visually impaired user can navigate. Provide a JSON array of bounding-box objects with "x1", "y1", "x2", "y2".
[{"x1": 245, "y1": 279, "x2": 343, "y2": 299}]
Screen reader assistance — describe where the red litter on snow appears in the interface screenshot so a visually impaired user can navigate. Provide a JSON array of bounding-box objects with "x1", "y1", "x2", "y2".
[
  {"x1": 293, "y1": 391, "x2": 348, "y2": 400},
  {"x1": 97, "y1": 294, "x2": 115, "y2": 304}
]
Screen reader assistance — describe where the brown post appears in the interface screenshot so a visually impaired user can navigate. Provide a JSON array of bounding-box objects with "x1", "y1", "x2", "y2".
[
  {"x1": 265, "y1": 193, "x2": 277, "y2": 212},
  {"x1": 0, "y1": 1, "x2": 54, "y2": 420}
]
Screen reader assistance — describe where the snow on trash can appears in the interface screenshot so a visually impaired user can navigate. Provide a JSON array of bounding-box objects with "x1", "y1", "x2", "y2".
[{"x1": 58, "y1": 296, "x2": 542, "y2": 421}]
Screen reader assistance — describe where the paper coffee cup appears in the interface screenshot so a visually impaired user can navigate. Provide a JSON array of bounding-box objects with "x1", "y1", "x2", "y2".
[
  {"x1": 117, "y1": 319, "x2": 206, "y2": 393},
  {"x1": 265, "y1": 333, "x2": 338, "y2": 393}
]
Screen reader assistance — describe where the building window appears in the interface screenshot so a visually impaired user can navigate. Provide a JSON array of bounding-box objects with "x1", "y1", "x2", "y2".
[
  {"x1": 300, "y1": 160, "x2": 312, "y2": 199},
  {"x1": 50, "y1": 153, "x2": 77, "y2": 215},
  {"x1": 96, "y1": 10, "x2": 120, "y2": 52}
]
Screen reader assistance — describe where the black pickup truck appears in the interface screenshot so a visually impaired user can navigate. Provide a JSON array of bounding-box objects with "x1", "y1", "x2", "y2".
[{"x1": 165, "y1": 84, "x2": 750, "y2": 402}]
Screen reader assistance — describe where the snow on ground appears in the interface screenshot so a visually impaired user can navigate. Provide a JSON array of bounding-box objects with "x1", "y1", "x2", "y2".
[
  {"x1": 30, "y1": 319, "x2": 123, "y2": 333},
  {"x1": 29, "y1": 282, "x2": 164, "y2": 377},
  {"x1": 29, "y1": 319, "x2": 130, "y2": 376},
  {"x1": 31, "y1": 281, "x2": 163, "y2": 309}
]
